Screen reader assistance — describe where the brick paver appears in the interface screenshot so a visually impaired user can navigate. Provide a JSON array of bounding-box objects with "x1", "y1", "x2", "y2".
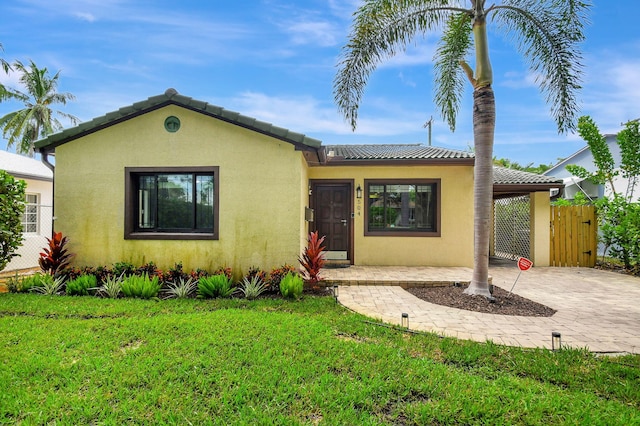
[{"x1": 325, "y1": 265, "x2": 640, "y2": 353}]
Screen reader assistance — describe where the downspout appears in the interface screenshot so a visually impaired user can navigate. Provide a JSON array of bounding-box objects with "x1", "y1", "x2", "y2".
[{"x1": 39, "y1": 148, "x2": 55, "y2": 238}]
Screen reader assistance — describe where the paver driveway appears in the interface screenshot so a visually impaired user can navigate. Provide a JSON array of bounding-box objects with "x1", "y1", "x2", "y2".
[{"x1": 334, "y1": 266, "x2": 640, "y2": 353}]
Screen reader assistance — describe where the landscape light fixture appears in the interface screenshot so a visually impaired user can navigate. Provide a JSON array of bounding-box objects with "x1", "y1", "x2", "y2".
[
  {"x1": 356, "y1": 185, "x2": 362, "y2": 199},
  {"x1": 401, "y1": 313, "x2": 409, "y2": 329},
  {"x1": 333, "y1": 285, "x2": 339, "y2": 303},
  {"x1": 552, "y1": 332, "x2": 562, "y2": 351}
]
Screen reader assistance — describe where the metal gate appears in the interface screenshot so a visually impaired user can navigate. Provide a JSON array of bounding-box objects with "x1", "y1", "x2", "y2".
[{"x1": 494, "y1": 195, "x2": 530, "y2": 260}]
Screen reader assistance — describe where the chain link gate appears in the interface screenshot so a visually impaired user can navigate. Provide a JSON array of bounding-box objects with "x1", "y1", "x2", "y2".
[{"x1": 493, "y1": 195, "x2": 530, "y2": 261}]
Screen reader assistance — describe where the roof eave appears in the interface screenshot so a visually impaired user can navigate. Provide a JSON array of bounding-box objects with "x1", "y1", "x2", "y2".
[{"x1": 323, "y1": 158, "x2": 475, "y2": 166}]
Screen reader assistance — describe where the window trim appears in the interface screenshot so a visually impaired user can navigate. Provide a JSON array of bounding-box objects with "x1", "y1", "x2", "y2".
[
  {"x1": 125, "y1": 166, "x2": 219, "y2": 240},
  {"x1": 364, "y1": 178, "x2": 441, "y2": 237},
  {"x1": 22, "y1": 193, "x2": 40, "y2": 235}
]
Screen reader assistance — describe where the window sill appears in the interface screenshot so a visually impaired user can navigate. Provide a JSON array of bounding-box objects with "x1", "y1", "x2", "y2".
[
  {"x1": 365, "y1": 230, "x2": 440, "y2": 237},
  {"x1": 125, "y1": 232, "x2": 218, "y2": 241}
]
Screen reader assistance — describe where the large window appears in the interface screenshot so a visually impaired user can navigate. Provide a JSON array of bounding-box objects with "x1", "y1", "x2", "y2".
[
  {"x1": 365, "y1": 179, "x2": 440, "y2": 237},
  {"x1": 125, "y1": 167, "x2": 219, "y2": 240},
  {"x1": 22, "y1": 193, "x2": 39, "y2": 234}
]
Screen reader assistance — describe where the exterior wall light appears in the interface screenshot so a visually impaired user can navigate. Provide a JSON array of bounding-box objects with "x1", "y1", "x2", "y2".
[{"x1": 356, "y1": 185, "x2": 362, "y2": 199}]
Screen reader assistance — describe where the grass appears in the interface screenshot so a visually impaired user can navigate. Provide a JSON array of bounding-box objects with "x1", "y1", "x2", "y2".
[{"x1": 0, "y1": 294, "x2": 638, "y2": 425}]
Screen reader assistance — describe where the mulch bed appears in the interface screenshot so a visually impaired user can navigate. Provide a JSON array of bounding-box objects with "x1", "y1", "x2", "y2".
[{"x1": 406, "y1": 284, "x2": 557, "y2": 317}]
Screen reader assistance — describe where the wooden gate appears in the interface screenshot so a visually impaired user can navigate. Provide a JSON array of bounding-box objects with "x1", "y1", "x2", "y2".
[{"x1": 550, "y1": 205, "x2": 597, "y2": 267}]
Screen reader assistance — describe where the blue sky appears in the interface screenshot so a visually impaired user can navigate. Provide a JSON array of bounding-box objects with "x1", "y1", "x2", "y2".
[{"x1": 1, "y1": 0, "x2": 639, "y2": 167}]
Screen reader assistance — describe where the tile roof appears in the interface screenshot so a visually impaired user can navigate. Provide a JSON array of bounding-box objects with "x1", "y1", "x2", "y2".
[
  {"x1": 324, "y1": 144, "x2": 474, "y2": 160},
  {"x1": 0, "y1": 150, "x2": 52, "y2": 181},
  {"x1": 493, "y1": 166, "x2": 563, "y2": 185},
  {"x1": 34, "y1": 88, "x2": 322, "y2": 151}
]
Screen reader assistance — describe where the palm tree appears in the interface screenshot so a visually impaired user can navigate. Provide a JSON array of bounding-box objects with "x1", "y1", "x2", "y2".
[
  {"x1": 334, "y1": 0, "x2": 588, "y2": 297},
  {"x1": 0, "y1": 43, "x2": 12, "y2": 100},
  {"x1": 0, "y1": 60, "x2": 78, "y2": 156}
]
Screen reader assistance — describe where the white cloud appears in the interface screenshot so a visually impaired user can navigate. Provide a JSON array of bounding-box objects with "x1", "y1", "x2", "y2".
[
  {"x1": 286, "y1": 20, "x2": 339, "y2": 47},
  {"x1": 73, "y1": 11, "x2": 95, "y2": 22}
]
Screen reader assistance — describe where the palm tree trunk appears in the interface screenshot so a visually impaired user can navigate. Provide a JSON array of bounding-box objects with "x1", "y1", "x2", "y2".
[{"x1": 465, "y1": 85, "x2": 495, "y2": 298}]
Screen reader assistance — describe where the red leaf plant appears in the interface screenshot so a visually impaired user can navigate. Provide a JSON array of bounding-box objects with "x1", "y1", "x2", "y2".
[
  {"x1": 38, "y1": 232, "x2": 75, "y2": 276},
  {"x1": 298, "y1": 231, "x2": 326, "y2": 288}
]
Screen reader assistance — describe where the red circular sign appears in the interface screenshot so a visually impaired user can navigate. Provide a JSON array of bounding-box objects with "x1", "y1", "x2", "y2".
[{"x1": 517, "y1": 257, "x2": 533, "y2": 271}]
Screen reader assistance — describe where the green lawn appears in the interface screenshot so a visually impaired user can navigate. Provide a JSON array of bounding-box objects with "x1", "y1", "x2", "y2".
[{"x1": 0, "y1": 294, "x2": 638, "y2": 425}]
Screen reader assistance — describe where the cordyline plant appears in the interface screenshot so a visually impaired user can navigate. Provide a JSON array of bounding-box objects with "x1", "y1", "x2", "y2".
[
  {"x1": 299, "y1": 231, "x2": 326, "y2": 288},
  {"x1": 38, "y1": 231, "x2": 74, "y2": 276}
]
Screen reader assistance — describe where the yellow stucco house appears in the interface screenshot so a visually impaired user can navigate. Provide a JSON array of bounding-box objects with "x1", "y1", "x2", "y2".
[{"x1": 34, "y1": 89, "x2": 562, "y2": 274}]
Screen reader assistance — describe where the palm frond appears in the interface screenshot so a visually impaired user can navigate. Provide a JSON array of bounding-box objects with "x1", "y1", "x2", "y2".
[
  {"x1": 433, "y1": 12, "x2": 473, "y2": 131},
  {"x1": 334, "y1": 0, "x2": 470, "y2": 130},
  {"x1": 490, "y1": 0, "x2": 589, "y2": 133}
]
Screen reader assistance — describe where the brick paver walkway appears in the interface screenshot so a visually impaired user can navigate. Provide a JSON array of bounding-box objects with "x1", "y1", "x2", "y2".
[{"x1": 325, "y1": 265, "x2": 640, "y2": 354}]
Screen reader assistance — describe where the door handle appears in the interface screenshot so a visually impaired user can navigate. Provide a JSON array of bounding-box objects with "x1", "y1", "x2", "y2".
[{"x1": 340, "y1": 219, "x2": 347, "y2": 226}]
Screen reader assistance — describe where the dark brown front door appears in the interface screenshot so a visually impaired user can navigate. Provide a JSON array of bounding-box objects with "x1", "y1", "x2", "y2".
[{"x1": 313, "y1": 183, "x2": 351, "y2": 260}]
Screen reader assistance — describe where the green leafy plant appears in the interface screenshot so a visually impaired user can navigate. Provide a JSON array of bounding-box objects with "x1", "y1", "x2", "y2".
[
  {"x1": 121, "y1": 273, "x2": 161, "y2": 299},
  {"x1": 198, "y1": 274, "x2": 236, "y2": 299},
  {"x1": 164, "y1": 277, "x2": 197, "y2": 299},
  {"x1": 31, "y1": 274, "x2": 66, "y2": 295},
  {"x1": 65, "y1": 274, "x2": 97, "y2": 296},
  {"x1": 112, "y1": 261, "x2": 135, "y2": 277},
  {"x1": 96, "y1": 274, "x2": 124, "y2": 299},
  {"x1": 597, "y1": 195, "x2": 640, "y2": 270},
  {"x1": 6, "y1": 272, "x2": 39, "y2": 293},
  {"x1": 299, "y1": 231, "x2": 326, "y2": 288},
  {"x1": 267, "y1": 264, "x2": 296, "y2": 293},
  {"x1": 279, "y1": 272, "x2": 303, "y2": 300},
  {"x1": 38, "y1": 232, "x2": 74, "y2": 276},
  {"x1": 0, "y1": 170, "x2": 26, "y2": 271},
  {"x1": 239, "y1": 276, "x2": 267, "y2": 300}
]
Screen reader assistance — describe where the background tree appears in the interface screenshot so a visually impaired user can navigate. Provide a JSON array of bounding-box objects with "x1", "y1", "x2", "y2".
[
  {"x1": 334, "y1": 0, "x2": 588, "y2": 297},
  {"x1": 0, "y1": 170, "x2": 26, "y2": 272},
  {"x1": 0, "y1": 43, "x2": 12, "y2": 100},
  {"x1": 567, "y1": 116, "x2": 640, "y2": 269},
  {"x1": 0, "y1": 60, "x2": 78, "y2": 156}
]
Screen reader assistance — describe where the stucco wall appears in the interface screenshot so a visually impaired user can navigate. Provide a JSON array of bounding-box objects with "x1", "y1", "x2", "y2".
[
  {"x1": 308, "y1": 164, "x2": 474, "y2": 267},
  {"x1": 54, "y1": 105, "x2": 305, "y2": 276}
]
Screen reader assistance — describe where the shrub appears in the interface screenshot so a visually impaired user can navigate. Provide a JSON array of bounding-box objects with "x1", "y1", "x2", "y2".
[
  {"x1": 66, "y1": 274, "x2": 97, "y2": 296},
  {"x1": 245, "y1": 266, "x2": 267, "y2": 282},
  {"x1": 38, "y1": 232, "x2": 74, "y2": 276},
  {"x1": 267, "y1": 264, "x2": 296, "y2": 293},
  {"x1": 7, "y1": 273, "x2": 41, "y2": 293},
  {"x1": 213, "y1": 266, "x2": 232, "y2": 280},
  {"x1": 239, "y1": 276, "x2": 267, "y2": 300},
  {"x1": 198, "y1": 274, "x2": 236, "y2": 299},
  {"x1": 31, "y1": 274, "x2": 66, "y2": 296},
  {"x1": 121, "y1": 273, "x2": 161, "y2": 299},
  {"x1": 280, "y1": 273, "x2": 303, "y2": 300},
  {"x1": 97, "y1": 274, "x2": 124, "y2": 299},
  {"x1": 112, "y1": 262, "x2": 135, "y2": 277},
  {"x1": 0, "y1": 170, "x2": 26, "y2": 271},
  {"x1": 299, "y1": 231, "x2": 326, "y2": 288},
  {"x1": 164, "y1": 277, "x2": 197, "y2": 299}
]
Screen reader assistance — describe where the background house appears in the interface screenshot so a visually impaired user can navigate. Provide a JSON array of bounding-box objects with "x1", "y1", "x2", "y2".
[
  {"x1": 35, "y1": 89, "x2": 562, "y2": 275},
  {"x1": 0, "y1": 150, "x2": 53, "y2": 272},
  {"x1": 544, "y1": 134, "x2": 639, "y2": 202}
]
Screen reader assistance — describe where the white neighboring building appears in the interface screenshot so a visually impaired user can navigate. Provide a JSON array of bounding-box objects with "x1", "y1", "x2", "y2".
[
  {"x1": 0, "y1": 150, "x2": 53, "y2": 272},
  {"x1": 544, "y1": 134, "x2": 639, "y2": 202}
]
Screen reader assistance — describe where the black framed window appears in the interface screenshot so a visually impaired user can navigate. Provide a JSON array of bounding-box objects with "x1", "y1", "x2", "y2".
[
  {"x1": 365, "y1": 179, "x2": 440, "y2": 237},
  {"x1": 125, "y1": 167, "x2": 219, "y2": 240}
]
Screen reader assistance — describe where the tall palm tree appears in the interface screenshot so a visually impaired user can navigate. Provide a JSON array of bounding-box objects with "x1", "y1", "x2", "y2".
[
  {"x1": 0, "y1": 60, "x2": 78, "y2": 156},
  {"x1": 0, "y1": 43, "x2": 12, "y2": 100},
  {"x1": 334, "y1": 0, "x2": 589, "y2": 297}
]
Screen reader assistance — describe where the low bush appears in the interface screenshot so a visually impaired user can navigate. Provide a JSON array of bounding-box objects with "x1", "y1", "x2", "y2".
[
  {"x1": 239, "y1": 276, "x2": 268, "y2": 300},
  {"x1": 65, "y1": 274, "x2": 97, "y2": 296},
  {"x1": 164, "y1": 277, "x2": 197, "y2": 299},
  {"x1": 280, "y1": 272, "x2": 303, "y2": 299},
  {"x1": 96, "y1": 274, "x2": 124, "y2": 299},
  {"x1": 267, "y1": 264, "x2": 296, "y2": 293},
  {"x1": 31, "y1": 274, "x2": 66, "y2": 296},
  {"x1": 198, "y1": 274, "x2": 236, "y2": 299},
  {"x1": 121, "y1": 273, "x2": 161, "y2": 299}
]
